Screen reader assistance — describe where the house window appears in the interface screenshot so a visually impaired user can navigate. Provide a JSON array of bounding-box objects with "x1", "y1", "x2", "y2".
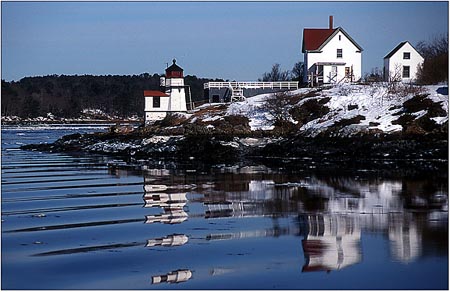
[
  {"x1": 153, "y1": 96, "x2": 161, "y2": 108},
  {"x1": 402, "y1": 66, "x2": 410, "y2": 78},
  {"x1": 337, "y1": 49, "x2": 343, "y2": 58},
  {"x1": 339, "y1": 35, "x2": 341, "y2": 41},
  {"x1": 403, "y1": 52, "x2": 410, "y2": 59}
]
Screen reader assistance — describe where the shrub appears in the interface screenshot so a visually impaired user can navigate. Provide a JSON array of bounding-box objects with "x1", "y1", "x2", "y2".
[
  {"x1": 392, "y1": 114, "x2": 416, "y2": 127},
  {"x1": 289, "y1": 97, "x2": 331, "y2": 125},
  {"x1": 402, "y1": 94, "x2": 447, "y2": 117},
  {"x1": 271, "y1": 120, "x2": 298, "y2": 136},
  {"x1": 223, "y1": 115, "x2": 250, "y2": 127},
  {"x1": 332, "y1": 115, "x2": 366, "y2": 128},
  {"x1": 262, "y1": 91, "x2": 293, "y2": 123},
  {"x1": 156, "y1": 113, "x2": 188, "y2": 127}
]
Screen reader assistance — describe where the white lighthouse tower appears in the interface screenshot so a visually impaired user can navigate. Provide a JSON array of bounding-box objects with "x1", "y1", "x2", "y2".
[
  {"x1": 144, "y1": 59, "x2": 188, "y2": 123},
  {"x1": 164, "y1": 59, "x2": 187, "y2": 112}
]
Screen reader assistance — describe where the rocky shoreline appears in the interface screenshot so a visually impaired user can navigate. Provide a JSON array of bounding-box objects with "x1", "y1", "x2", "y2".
[
  {"x1": 20, "y1": 123, "x2": 448, "y2": 172},
  {"x1": 19, "y1": 84, "x2": 449, "y2": 171}
]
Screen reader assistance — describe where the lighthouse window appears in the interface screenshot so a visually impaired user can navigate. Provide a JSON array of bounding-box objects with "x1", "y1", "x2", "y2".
[{"x1": 153, "y1": 96, "x2": 161, "y2": 108}]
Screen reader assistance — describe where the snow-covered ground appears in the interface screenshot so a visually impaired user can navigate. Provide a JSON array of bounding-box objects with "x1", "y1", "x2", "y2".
[
  {"x1": 191, "y1": 83, "x2": 448, "y2": 136},
  {"x1": 298, "y1": 84, "x2": 448, "y2": 136}
]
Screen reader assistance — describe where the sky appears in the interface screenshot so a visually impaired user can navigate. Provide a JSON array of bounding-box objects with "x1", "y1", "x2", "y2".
[{"x1": 1, "y1": 1, "x2": 448, "y2": 82}]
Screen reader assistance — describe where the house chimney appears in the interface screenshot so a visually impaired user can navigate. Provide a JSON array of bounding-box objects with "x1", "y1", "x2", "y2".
[{"x1": 329, "y1": 15, "x2": 333, "y2": 29}]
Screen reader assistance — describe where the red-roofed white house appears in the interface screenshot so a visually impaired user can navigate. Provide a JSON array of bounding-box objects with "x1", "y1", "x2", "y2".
[{"x1": 302, "y1": 16, "x2": 363, "y2": 86}]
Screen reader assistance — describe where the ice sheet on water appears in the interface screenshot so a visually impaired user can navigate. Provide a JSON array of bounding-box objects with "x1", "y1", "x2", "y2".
[{"x1": 2, "y1": 124, "x2": 110, "y2": 131}]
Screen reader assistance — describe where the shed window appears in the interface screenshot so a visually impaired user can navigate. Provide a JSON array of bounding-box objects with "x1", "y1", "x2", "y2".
[
  {"x1": 402, "y1": 66, "x2": 410, "y2": 78},
  {"x1": 403, "y1": 52, "x2": 411, "y2": 59},
  {"x1": 337, "y1": 49, "x2": 343, "y2": 58},
  {"x1": 153, "y1": 96, "x2": 161, "y2": 108}
]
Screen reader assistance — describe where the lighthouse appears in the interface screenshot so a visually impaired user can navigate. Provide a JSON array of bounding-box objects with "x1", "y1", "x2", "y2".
[
  {"x1": 144, "y1": 59, "x2": 188, "y2": 123},
  {"x1": 164, "y1": 59, "x2": 187, "y2": 112}
]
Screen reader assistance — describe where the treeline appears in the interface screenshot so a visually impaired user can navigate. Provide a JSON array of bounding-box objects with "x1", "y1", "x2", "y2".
[
  {"x1": 416, "y1": 35, "x2": 448, "y2": 85},
  {"x1": 1, "y1": 73, "x2": 222, "y2": 118}
]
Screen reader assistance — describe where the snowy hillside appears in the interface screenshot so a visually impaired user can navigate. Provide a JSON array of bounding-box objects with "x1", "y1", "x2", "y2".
[
  {"x1": 22, "y1": 83, "x2": 448, "y2": 163},
  {"x1": 296, "y1": 84, "x2": 448, "y2": 136},
  {"x1": 189, "y1": 83, "x2": 448, "y2": 137}
]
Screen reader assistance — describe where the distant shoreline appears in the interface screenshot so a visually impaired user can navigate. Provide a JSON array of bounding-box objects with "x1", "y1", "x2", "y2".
[{"x1": 1, "y1": 119, "x2": 143, "y2": 126}]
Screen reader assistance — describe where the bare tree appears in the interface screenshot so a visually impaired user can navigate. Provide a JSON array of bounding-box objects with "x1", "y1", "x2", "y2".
[
  {"x1": 364, "y1": 67, "x2": 383, "y2": 83},
  {"x1": 259, "y1": 63, "x2": 291, "y2": 82},
  {"x1": 385, "y1": 64, "x2": 403, "y2": 96},
  {"x1": 291, "y1": 61, "x2": 304, "y2": 82}
]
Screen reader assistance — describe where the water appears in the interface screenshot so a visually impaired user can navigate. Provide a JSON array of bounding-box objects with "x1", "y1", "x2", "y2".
[{"x1": 1, "y1": 125, "x2": 448, "y2": 289}]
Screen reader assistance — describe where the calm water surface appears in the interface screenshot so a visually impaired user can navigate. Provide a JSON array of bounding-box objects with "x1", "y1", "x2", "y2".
[{"x1": 1, "y1": 125, "x2": 448, "y2": 289}]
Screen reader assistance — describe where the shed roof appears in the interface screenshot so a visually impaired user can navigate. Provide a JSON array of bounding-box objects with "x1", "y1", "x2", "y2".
[
  {"x1": 383, "y1": 41, "x2": 423, "y2": 59},
  {"x1": 143, "y1": 90, "x2": 169, "y2": 97}
]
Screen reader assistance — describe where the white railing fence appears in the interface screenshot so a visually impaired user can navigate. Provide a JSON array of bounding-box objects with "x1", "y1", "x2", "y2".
[{"x1": 204, "y1": 81, "x2": 299, "y2": 90}]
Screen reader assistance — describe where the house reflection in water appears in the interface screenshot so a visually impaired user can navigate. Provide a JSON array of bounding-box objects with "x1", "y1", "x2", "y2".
[
  {"x1": 206, "y1": 227, "x2": 294, "y2": 241},
  {"x1": 302, "y1": 178, "x2": 434, "y2": 264},
  {"x1": 139, "y1": 166, "x2": 446, "y2": 268},
  {"x1": 146, "y1": 234, "x2": 189, "y2": 247},
  {"x1": 388, "y1": 214, "x2": 421, "y2": 263},
  {"x1": 299, "y1": 214, "x2": 362, "y2": 272},
  {"x1": 204, "y1": 180, "x2": 302, "y2": 218},
  {"x1": 151, "y1": 269, "x2": 192, "y2": 284},
  {"x1": 143, "y1": 188, "x2": 188, "y2": 224}
]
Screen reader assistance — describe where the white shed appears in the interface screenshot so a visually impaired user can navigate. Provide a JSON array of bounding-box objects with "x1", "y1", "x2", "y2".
[
  {"x1": 383, "y1": 41, "x2": 424, "y2": 83},
  {"x1": 144, "y1": 90, "x2": 171, "y2": 121}
]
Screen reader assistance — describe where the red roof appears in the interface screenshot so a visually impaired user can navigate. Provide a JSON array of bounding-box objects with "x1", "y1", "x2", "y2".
[
  {"x1": 302, "y1": 28, "x2": 336, "y2": 52},
  {"x1": 143, "y1": 90, "x2": 169, "y2": 97}
]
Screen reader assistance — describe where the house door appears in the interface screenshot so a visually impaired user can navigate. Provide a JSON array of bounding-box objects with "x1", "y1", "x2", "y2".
[
  {"x1": 317, "y1": 65, "x2": 324, "y2": 84},
  {"x1": 345, "y1": 67, "x2": 350, "y2": 77},
  {"x1": 330, "y1": 66, "x2": 338, "y2": 83},
  {"x1": 345, "y1": 66, "x2": 353, "y2": 82}
]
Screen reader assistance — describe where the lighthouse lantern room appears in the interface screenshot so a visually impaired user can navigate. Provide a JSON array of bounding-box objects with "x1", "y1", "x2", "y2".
[{"x1": 144, "y1": 59, "x2": 188, "y2": 123}]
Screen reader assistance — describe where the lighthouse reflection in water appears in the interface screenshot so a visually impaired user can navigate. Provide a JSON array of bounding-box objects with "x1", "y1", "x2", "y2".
[{"x1": 141, "y1": 164, "x2": 447, "y2": 287}]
